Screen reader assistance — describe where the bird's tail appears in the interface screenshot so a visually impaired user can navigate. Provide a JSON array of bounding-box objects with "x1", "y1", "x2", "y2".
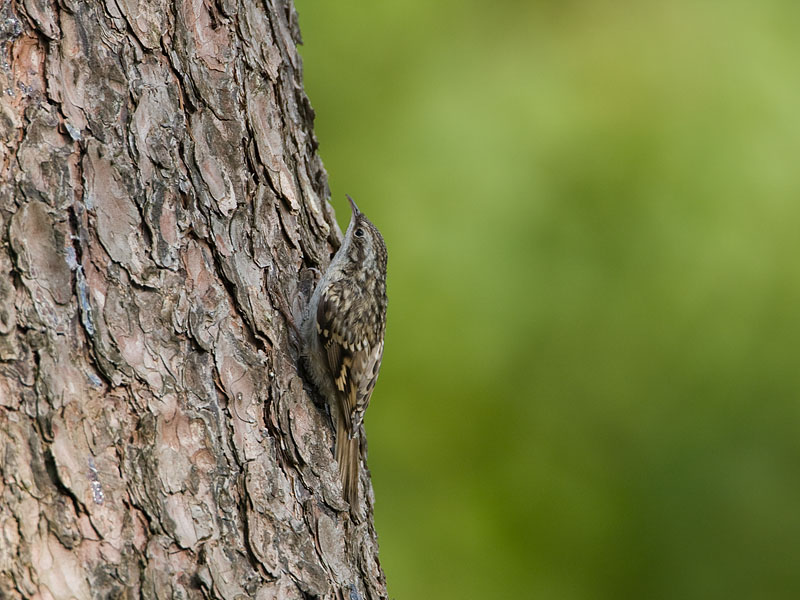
[{"x1": 335, "y1": 409, "x2": 360, "y2": 506}]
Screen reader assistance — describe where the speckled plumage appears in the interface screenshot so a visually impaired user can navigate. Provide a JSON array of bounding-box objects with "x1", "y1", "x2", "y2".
[{"x1": 302, "y1": 196, "x2": 387, "y2": 507}]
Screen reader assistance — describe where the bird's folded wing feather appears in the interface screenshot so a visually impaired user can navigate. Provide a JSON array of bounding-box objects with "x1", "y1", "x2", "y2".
[{"x1": 316, "y1": 281, "x2": 382, "y2": 432}]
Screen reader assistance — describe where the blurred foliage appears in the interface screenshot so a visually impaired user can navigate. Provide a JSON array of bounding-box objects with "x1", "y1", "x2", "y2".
[{"x1": 293, "y1": 0, "x2": 800, "y2": 598}]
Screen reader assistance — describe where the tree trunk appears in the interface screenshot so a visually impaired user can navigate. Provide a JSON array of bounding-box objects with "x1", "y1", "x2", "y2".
[{"x1": 0, "y1": 1, "x2": 387, "y2": 598}]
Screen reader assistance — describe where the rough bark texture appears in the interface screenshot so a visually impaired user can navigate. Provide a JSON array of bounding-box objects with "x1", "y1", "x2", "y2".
[{"x1": 0, "y1": 1, "x2": 387, "y2": 598}]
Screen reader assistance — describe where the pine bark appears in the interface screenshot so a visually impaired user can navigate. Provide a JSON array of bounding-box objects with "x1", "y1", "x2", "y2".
[{"x1": 0, "y1": 1, "x2": 386, "y2": 598}]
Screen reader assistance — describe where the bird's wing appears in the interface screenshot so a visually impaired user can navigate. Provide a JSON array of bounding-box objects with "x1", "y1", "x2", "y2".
[{"x1": 316, "y1": 281, "x2": 381, "y2": 433}]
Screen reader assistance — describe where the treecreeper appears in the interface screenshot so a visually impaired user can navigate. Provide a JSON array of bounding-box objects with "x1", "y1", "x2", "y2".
[{"x1": 302, "y1": 195, "x2": 388, "y2": 510}]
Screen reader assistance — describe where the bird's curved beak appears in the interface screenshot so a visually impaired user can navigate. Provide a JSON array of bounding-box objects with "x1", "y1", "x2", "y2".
[{"x1": 346, "y1": 194, "x2": 361, "y2": 216}]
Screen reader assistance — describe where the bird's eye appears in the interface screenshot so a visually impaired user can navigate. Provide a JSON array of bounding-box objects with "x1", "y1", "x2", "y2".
[{"x1": 354, "y1": 228, "x2": 364, "y2": 238}]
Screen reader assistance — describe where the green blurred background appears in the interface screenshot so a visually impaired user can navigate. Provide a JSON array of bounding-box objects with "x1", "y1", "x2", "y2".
[{"x1": 293, "y1": 1, "x2": 800, "y2": 598}]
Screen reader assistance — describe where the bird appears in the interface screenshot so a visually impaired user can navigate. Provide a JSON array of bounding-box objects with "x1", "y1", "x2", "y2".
[{"x1": 302, "y1": 195, "x2": 388, "y2": 507}]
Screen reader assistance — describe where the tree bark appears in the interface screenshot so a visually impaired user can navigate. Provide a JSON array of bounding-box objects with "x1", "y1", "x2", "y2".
[{"x1": 0, "y1": 1, "x2": 387, "y2": 598}]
